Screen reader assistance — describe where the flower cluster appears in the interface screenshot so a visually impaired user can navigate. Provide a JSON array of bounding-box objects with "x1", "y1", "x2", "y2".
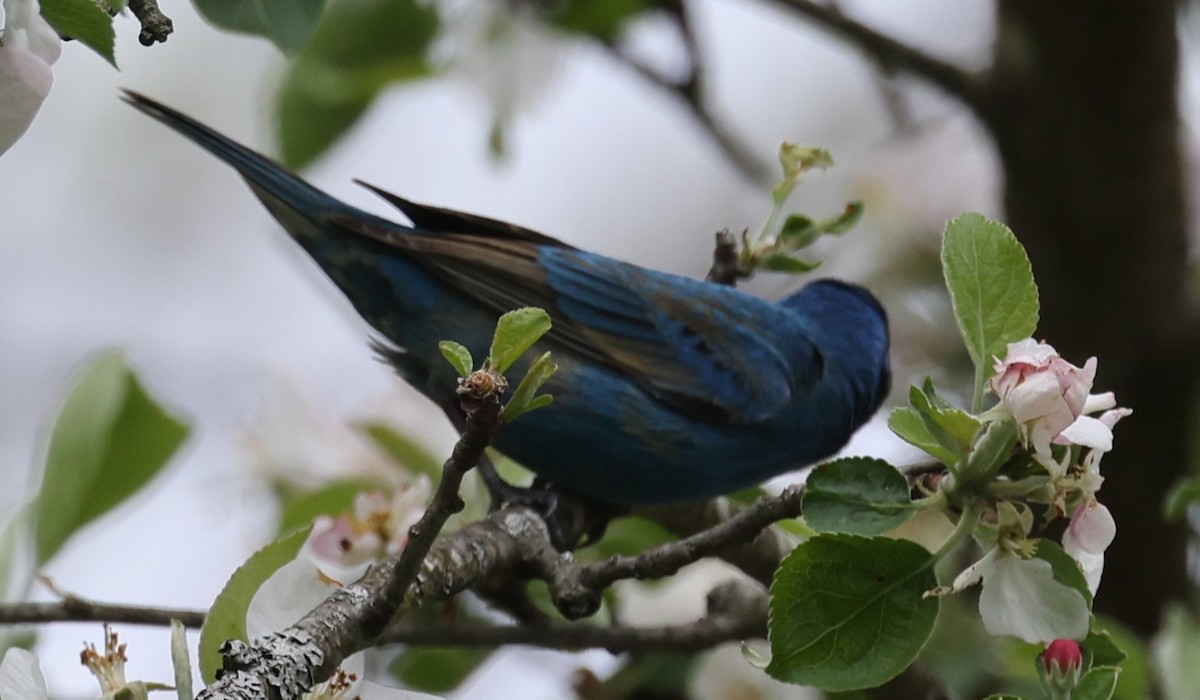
[{"x1": 940, "y1": 338, "x2": 1128, "y2": 643}]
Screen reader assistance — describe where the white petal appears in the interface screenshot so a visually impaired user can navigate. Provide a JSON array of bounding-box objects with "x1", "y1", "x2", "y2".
[
  {"x1": 1055, "y1": 415, "x2": 1114, "y2": 452},
  {"x1": 1082, "y1": 392, "x2": 1116, "y2": 414},
  {"x1": 950, "y1": 547, "x2": 997, "y2": 593},
  {"x1": 0, "y1": 48, "x2": 52, "y2": 157},
  {"x1": 246, "y1": 558, "x2": 339, "y2": 639},
  {"x1": 1064, "y1": 501, "x2": 1116, "y2": 555},
  {"x1": 978, "y1": 553, "x2": 1089, "y2": 643},
  {"x1": 0, "y1": 648, "x2": 48, "y2": 700},
  {"x1": 2, "y1": 0, "x2": 62, "y2": 64}
]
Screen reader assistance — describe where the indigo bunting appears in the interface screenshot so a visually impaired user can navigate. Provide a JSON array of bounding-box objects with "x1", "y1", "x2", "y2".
[{"x1": 123, "y1": 92, "x2": 890, "y2": 505}]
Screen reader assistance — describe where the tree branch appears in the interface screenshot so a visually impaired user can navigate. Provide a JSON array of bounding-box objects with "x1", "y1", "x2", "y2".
[
  {"x1": 127, "y1": 0, "x2": 174, "y2": 46},
  {"x1": 382, "y1": 579, "x2": 767, "y2": 653},
  {"x1": 764, "y1": 0, "x2": 985, "y2": 113},
  {"x1": 0, "y1": 600, "x2": 204, "y2": 628}
]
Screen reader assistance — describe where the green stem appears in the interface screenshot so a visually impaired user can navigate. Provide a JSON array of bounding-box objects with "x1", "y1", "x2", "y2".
[
  {"x1": 931, "y1": 500, "x2": 979, "y2": 562},
  {"x1": 972, "y1": 365, "x2": 986, "y2": 414}
]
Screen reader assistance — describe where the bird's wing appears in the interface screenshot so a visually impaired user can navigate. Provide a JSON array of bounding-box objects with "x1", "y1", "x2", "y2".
[
  {"x1": 330, "y1": 213, "x2": 818, "y2": 424},
  {"x1": 355, "y1": 180, "x2": 575, "y2": 249}
]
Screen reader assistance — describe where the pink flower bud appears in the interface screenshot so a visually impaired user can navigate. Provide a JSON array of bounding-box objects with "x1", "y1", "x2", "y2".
[{"x1": 1041, "y1": 638, "x2": 1083, "y2": 695}]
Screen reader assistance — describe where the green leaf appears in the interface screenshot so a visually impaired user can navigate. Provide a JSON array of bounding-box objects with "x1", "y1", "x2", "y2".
[
  {"x1": 438, "y1": 340, "x2": 474, "y2": 378},
  {"x1": 981, "y1": 695, "x2": 1024, "y2": 700},
  {"x1": 1033, "y1": 539, "x2": 1093, "y2": 606},
  {"x1": 502, "y1": 351, "x2": 557, "y2": 422},
  {"x1": 1163, "y1": 476, "x2": 1200, "y2": 521},
  {"x1": 767, "y1": 534, "x2": 938, "y2": 691},
  {"x1": 277, "y1": 478, "x2": 389, "y2": 534},
  {"x1": 35, "y1": 352, "x2": 189, "y2": 564},
  {"x1": 778, "y1": 214, "x2": 817, "y2": 248},
  {"x1": 355, "y1": 422, "x2": 443, "y2": 481},
  {"x1": 389, "y1": 646, "x2": 492, "y2": 693},
  {"x1": 544, "y1": 0, "x2": 649, "y2": 41},
  {"x1": 170, "y1": 620, "x2": 193, "y2": 700},
  {"x1": 193, "y1": 0, "x2": 325, "y2": 53},
  {"x1": 817, "y1": 201, "x2": 864, "y2": 234},
  {"x1": 1089, "y1": 616, "x2": 1149, "y2": 700},
  {"x1": 198, "y1": 527, "x2": 310, "y2": 683},
  {"x1": 941, "y1": 213, "x2": 1039, "y2": 410},
  {"x1": 40, "y1": 0, "x2": 116, "y2": 65},
  {"x1": 802, "y1": 457, "x2": 913, "y2": 535},
  {"x1": 1075, "y1": 667, "x2": 1121, "y2": 700},
  {"x1": 276, "y1": 0, "x2": 439, "y2": 167},
  {"x1": 1084, "y1": 627, "x2": 1128, "y2": 669},
  {"x1": 888, "y1": 408, "x2": 959, "y2": 465},
  {"x1": 907, "y1": 385, "x2": 982, "y2": 466},
  {"x1": 761, "y1": 251, "x2": 820, "y2": 273},
  {"x1": 488, "y1": 307, "x2": 552, "y2": 373}
]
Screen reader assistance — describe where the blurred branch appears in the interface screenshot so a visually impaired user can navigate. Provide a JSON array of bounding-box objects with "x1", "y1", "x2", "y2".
[
  {"x1": 0, "y1": 600, "x2": 204, "y2": 628},
  {"x1": 128, "y1": 0, "x2": 174, "y2": 46},
  {"x1": 765, "y1": 0, "x2": 985, "y2": 113},
  {"x1": 602, "y1": 2, "x2": 772, "y2": 182},
  {"x1": 382, "y1": 579, "x2": 767, "y2": 652}
]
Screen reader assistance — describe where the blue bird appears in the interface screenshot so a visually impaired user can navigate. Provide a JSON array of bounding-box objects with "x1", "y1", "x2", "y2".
[{"x1": 123, "y1": 91, "x2": 890, "y2": 506}]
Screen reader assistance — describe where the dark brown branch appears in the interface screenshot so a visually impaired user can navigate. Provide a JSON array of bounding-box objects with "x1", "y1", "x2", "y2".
[
  {"x1": 0, "y1": 600, "x2": 205, "y2": 628},
  {"x1": 381, "y1": 579, "x2": 767, "y2": 653},
  {"x1": 583, "y1": 485, "x2": 804, "y2": 590},
  {"x1": 127, "y1": 0, "x2": 173, "y2": 46},
  {"x1": 199, "y1": 371, "x2": 508, "y2": 700},
  {"x1": 766, "y1": 0, "x2": 984, "y2": 113}
]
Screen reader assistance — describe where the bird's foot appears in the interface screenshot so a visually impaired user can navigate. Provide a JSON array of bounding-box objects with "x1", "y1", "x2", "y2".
[{"x1": 477, "y1": 459, "x2": 624, "y2": 550}]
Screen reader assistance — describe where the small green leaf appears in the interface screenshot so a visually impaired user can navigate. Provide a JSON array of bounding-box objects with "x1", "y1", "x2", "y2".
[
  {"x1": 199, "y1": 527, "x2": 310, "y2": 683},
  {"x1": 817, "y1": 201, "x2": 864, "y2": 234},
  {"x1": 1084, "y1": 627, "x2": 1128, "y2": 669},
  {"x1": 276, "y1": 0, "x2": 439, "y2": 167},
  {"x1": 941, "y1": 213, "x2": 1039, "y2": 410},
  {"x1": 35, "y1": 352, "x2": 189, "y2": 564},
  {"x1": 907, "y1": 385, "x2": 982, "y2": 467},
  {"x1": 888, "y1": 408, "x2": 958, "y2": 465},
  {"x1": 802, "y1": 457, "x2": 913, "y2": 535},
  {"x1": 170, "y1": 620, "x2": 193, "y2": 700},
  {"x1": 40, "y1": 0, "x2": 116, "y2": 65},
  {"x1": 1163, "y1": 476, "x2": 1200, "y2": 521},
  {"x1": 488, "y1": 307, "x2": 552, "y2": 373},
  {"x1": 761, "y1": 251, "x2": 820, "y2": 274},
  {"x1": 193, "y1": 0, "x2": 326, "y2": 53},
  {"x1": 778, "y1": 214, "x2": 817, "y2": 247},
  {"x1": 1033, "y1": 539, "x2": 1093, "y2": 606},
  {"x1": 767, "y1": 534, "x2": 938, "y2": 691},
  {"x1": 1075, "y1": 667, "x2": 1121, "y2": 700},
  {"x1": 502, "y1": 351, "x2": 557, "y2": 422},
  {"x1": 389, "y1": 647, "x2": 493, "y2": 693},
  {"x1": 438, "y1": 340, "x2": 475, "y2": 378}
]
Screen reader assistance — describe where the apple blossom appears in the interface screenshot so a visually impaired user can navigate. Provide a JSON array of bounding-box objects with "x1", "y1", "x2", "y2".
[
  {"x1": 0, "y1": 648, "x2": 46, "y2": 700},
  {"x1": 991, "y1": 339, "x2": 1096, "y2": 456},
  {"x1": 0, "y1": 0, "x2": 60, "y2": 156}
]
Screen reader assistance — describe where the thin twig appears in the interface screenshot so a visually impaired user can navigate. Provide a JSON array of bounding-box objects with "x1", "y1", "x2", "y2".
[
  {"x1": 766, "y1": 0, "x2": 984, "y2": 113},
  {"x1": 0, "y1": 601, "x2": 205, "y2": 628}
]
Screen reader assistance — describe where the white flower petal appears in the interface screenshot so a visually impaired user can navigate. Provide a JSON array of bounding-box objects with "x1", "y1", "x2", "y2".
[
  {"x1": 0, "y1": 648, "x2": 48, "y2": 700},
  {"x1": 2, "y1": 0, "x2": 62, "y2": 64},
  {"x1": 1082, "y1": 392, "x2": 1116, "y2": 414},
  {"x1": 1064, "y1": 501, "x2": 1115, "y2": 556},
  {"x1": 1056, "y1": 415, "x2": 1114, "y2": 452},
  {"x1": 978, "y1": 553, "x2": 1089, "y2": 643},
  {"x1": 0, "y1": 47, "x2": 52, "y2": 157},
  {"x1": 247, "y1": 557, "x2": 340, "y2": 639}
]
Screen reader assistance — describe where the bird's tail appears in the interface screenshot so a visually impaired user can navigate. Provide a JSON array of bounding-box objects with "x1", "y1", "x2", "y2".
[{"x1": 121, "y1": 90, "x2": 355, "y2": 230}]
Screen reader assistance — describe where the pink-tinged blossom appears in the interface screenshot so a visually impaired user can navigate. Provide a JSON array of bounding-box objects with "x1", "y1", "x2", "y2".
[
  {"x1": 1062, "y1": 499, "x2": 1116, "y2": 595},
  {"x1": 992, "y1": 339, "x2": 1097, "y2": 456},
  {"x1": 0, "y1": 0, "x2": 60, "y2": 156}
]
